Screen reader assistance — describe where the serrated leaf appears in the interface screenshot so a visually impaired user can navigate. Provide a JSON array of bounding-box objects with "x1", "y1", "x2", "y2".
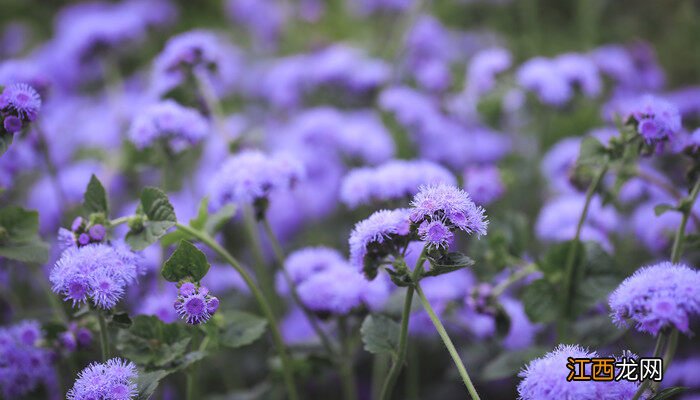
[
  {"x1": 649, "y1": 387, "x2": 688, "y2": 400},
  {"x1": 83, "y1": 174, "x2": 109, "y2": 215},
  {"x1": 522, "y1": 279, "x2": 559, "y2": 323},
  {"x1": 0, "y1": 206, "x2": 49, "y2": 263},
  {"x1": 424, "y1": 252, "x2": 475, "y2": 277},
  {"x1": 360, "y1": 314, "x2": 399, "y2": 356},
  {"x1": 654, "y1": 204, "x2": 676, "y2": 216},
  {"x1": 0, "y1": 133, "x2": 13, "y2": 157},
  {"x1": 126, "y1": 188, "x2": 176, "y2": 250},
  {"x1": 219, "y1": 311, "x2": 267, "y2": 349},
  {"x1": 481, "y1": 347, "x2": 548, "y2": 381},
  {"x1": 162, "y1": 240, "x2": 210, "y2": 282},
  {"x1": 116, "y1": 316, "x2": 191, "y2": 367}
]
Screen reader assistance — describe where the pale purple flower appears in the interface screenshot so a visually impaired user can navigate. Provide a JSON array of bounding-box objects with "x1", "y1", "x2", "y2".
[
  {"x1": 128, "y1": 100, "x2": 209, "y2": 152},
  {"x1": 67, "y1": 358, "x2": 138, "y2": 400},
  {"x1": 174, "y1": 283, "x2": 219, "y2": 325},
  {"x1": 417, "y1": 220, "x2": 454, "y2": 249},
  {"x1": 340, "y1": 160, "x2": 456, "y2": 209},
  {"x1": 277, "y1": 247, "x2": 347, "y2": 295},
  {"x1": 297, "y1": 267, "x2": 366, "y2": 315},
  {"x1": 0, "y1": 320, "x2": 56, "y2": 399},
  {"x1": 409, "y1": 184, "x2": 488, "y2": 236},
  {"x1": 466, "y1": 47, "x2": 512, "y2": 96},
  {"x1": 517, "y1": 57, "x2": 572, "y2": 106},
  {"x1": 553, "y1": 53, "x2": 602, "y2": 98},
  {"x1": 0, "y1": 83, "x2": 41, "y2": 123},
  {"x1": 609, "y1": 262, "x2": 700, "y2": 335},
  {"x1": 625, "y1": 95, "x2": 681, "y2": 144},
  {"x1": 463, "y1": 165, "x2": 505, "y2": 205},
  {"x1": 349, "y1": 208, "x2": 411, "y2": 277}
]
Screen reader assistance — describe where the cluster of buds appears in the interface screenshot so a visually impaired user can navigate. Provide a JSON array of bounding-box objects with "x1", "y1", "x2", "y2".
[
  {"x1": 58, "y1": 323, "x2": 93, "y2": 353},
  {"x1": 67, "y1": 217, "x2": 106, "y2": 247},
  {"x1": 174, "y1": 282, "x2": 219, "y2": 325}
]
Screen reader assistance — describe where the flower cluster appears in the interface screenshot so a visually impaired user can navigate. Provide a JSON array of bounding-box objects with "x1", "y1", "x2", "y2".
[
  {"x1": 624, "y1": 94, "x2": 681, "y2": 144},
  {"x1": 173, "y1": 282, "x2": 219, "y2": 325},
  {"x1": 0, "y1": 83, "x2": 41, "y2": 133},
  {"x1": 609, "y1": 262, "x2": 700, "y2": 335},
  {"x1": 58, "y1": 216, "x2": 106, "y2": 249},
  {"x1": 349, "y1": 208, "x2": 411, "y2": 279},
  {"x1": 58, "y1": 323, "x2": 93, "y2": 353},
  {"x1": 340, "y1": 160, "x2": 456, "y2": 208},
  {"x1": 0, "y1": 320, "x2": 56, "y2": 399},
  {"x1": 50, "y1": 243, "x2": 142, "y2": 309},
  {"x1": 517, "y1": 345, "x2": 640, "y2": 400},
  {"x1": 409, "y1": 184, "x2": 488, "y2": 249},
  {"x1": 128, "y1": 100, "x2": 209, "y2": 152},
  {"x1": 208, "y1": 150, "x2": 304, "y2": 211},
  {"x1": 67, "y1": 358, "x2": 138, "y2": 400}
]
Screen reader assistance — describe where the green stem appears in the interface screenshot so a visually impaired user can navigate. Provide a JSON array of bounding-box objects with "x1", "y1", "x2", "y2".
[
  {"x1": 244, "y1": 209, "x2": 281, "y2": 314},
  {"x1": 491, "y1": 263, "x2": 537, "y2": 298},
  {"x1": 186, "y1": 370, "x2": 195, "y2": 400},
  {"x1": 670, "y1": 178, "x2": 700, "y2": 264},
  {"x1": 174, "y1": 222, "x2": 300, "y2": 400},
  {"x1": 560, "y1": 159, "x2": 609, "y2": 338},
  {"x1": 261, "y1": 217, "x2": 338, "y2": 357},
  {"x1": 97, "y1": 312, "x2": 110, "y2": 362},
  {"x1": 379, "y1": 248, "x2": 426, "y2": 400},
  {"x1": 414, "y1": 283, "x2": 481, "y2": 400},
  {"x1": 406, "y1": 344, "x2": 420, "y2": 400},
  {"x1": 109, "y1": 216, "x2": 131, "y2": 227},
  {"x1": 339, "y1": 317, "x2": 358, "y2": 400},
  {"x1": 372, "y1": 355, "x2": 389, "y2": 400},
  {"x1": 631, "y1": 332, "x2": 668, "y2": 400}
]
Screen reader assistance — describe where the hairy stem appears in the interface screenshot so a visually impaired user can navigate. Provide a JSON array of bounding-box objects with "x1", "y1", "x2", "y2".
[
  {"x1": 97, "y1": 312, "x2": 110, "y2": 362},
  {"x1": 339, "y1": 317, "x2": 358, "y2": 400},
  {"x1": 244, "y1": 209, "x2": 281, "y2": 314},
  {"x1": 670, "y1": 178, "x2": 700, "y2": 264},
  {"x1": 415, "y1": 283, "x2": 481, "y2": 400},
  {"x1": 174, "y1": 222, "x2": 300, "y2": 400}
]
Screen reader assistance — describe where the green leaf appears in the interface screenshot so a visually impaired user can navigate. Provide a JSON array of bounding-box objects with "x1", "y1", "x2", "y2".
[
  {"x1": 360, "y1": 314, "x2": 400, "y2": 356},
  {"x1": 0, "y1": 206, "x2": 49, "y2": 263},
  {"x1": 480, "y1": 347, "x2": 548, "y2": 381},
  {"x1": 162, "y1": 240, "x2": 210, "y2": 282},
  {"x1": 424, "y1": 252, "x2": 475, "y2": 277},
  {"x1": 649, "y1": 387, "x2": 688, "y2": 400},
  {"x1": 573, "y1": 242, "x2": 619, "y2": 315},
  {"x1": 577, "y1": 136, "x2": 607, "y2": 167},
  {"x1": 136, "y1": 370, "x2": 169, "y2": 400},
  {"x1": 159, "y1": 199, "x2": 235, "y2": 247},
  {"x1": 116, "y1": 315, "x2": 191, "y2": 367},
  {"x1": 219, "y1": 311, "x2": 267, "y2": 349},
  {"x1": 654, "y1": 203, "x2": 676, "y2": 216},
  {"x1": 521, "y1": 279, "x2": 559, "y2": 323},
  {"x1": 126, "y1": 188, "x2": 176, "y2": 250},
  {"x1": 572, "y1": 314, "x2": 626, "y2": 348},
  {"x1": 83, "y1": 174, "x2": 109, "y2": 215},
  {"x1": 108, "y1": 311, "x2": 133, "y2": 329},
  {"x1": 537, "y1": 241, "x2": 581, "y2": 283},
  {"x1": 0, "y1": 133, "x2": 13, "y2": 157}
]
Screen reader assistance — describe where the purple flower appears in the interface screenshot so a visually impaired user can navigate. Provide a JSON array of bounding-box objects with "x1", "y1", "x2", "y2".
[
  {"x1": 466, "y1": 47, "x2": 512, "y2": 96},
  {"x1": 631, "y1": 202, "x2": 689, "y2": 253},
  {"x1": 277, "y1": 247, "x2": 347, "y2": 295},
  {"x1": 0, "y1": 83, "x2": 41, "y2": 126},
  {"x1": 128, "y1": 100, "x2": 209, "y2": 152},
  {"x1": 553, "y1": 53, "x2": 602, "y2": 98},
  {"x1": 208, "y1": 150, "x2": 304, "y2": 210},
  {"x1": 297, "y1": 267, "x2": 366, "y2": 315},
  {"x1": 349, "y1": 208, "x2": 411, "y2": 277},
  {"x1": 625, "y1": 95, "x2": 681, "y2": 144},
  {"x1": 88, "y1": 224, "x2": 106, "y2": 242},
  {"x1": 517, "y1": 345, "x2": 641, "y2": 400},
  {"x1": 340, "y1": 160, "x2": 456, "y2": 209},
  {"x1": 517, "y1": 57, "x2": 572, "y2": 106},
  {"x1": 463, "y1": 165, "x2": 505, "y2": 205},
  {"x1": 173, "y1": 283, "x2": 219, "y2": 325},
  {"x1": 50, "y1": 243, "x2": 142, "y2": 309},
  {"x1": 67, "y1": 358, "x2": 137, "y2": 400},
  {"x1": 409, "y1": 184, "x2": 488, "y2": 237},
  {"x1": 139, "y1": 287, "x2": 178, "y2": 323},
  {"x1": 225, "y1": 0, "x2": 286, "y2": 49},
  {"x1": 417, "y1": 220, "x2": 453, "y2": 249},
  {"x1": 0, "y1": 320, "x2": 56, "y2": 399},
  {"x1": 609, "y1": 262, "x2": 700, "y2": 335}
]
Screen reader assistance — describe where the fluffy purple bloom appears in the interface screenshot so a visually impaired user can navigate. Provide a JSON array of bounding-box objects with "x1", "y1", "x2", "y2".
[
  {"x1": 152, "y1": 30, "x2": 242, "y2": 96},
  {"x1": 517, "y1": 345, "x2": 641, "y2": 400},
  {"x1": 0, "y1": 83, "x2": 41, "y2": 122},
  {"x1": 340, "y1": 160, "x2": 456, "y2": 208},
  {"x1": 553, "y1": 53, "x2": 602, "y2": 98},
  {"x1": 466, "y1": 47, "x2": 512, "y2": 96},
  {"x1": 349, "y1": 209, "x2": 411, "y2": 276},
  {"x1": 297, "y1": 267, "x2": 366, "y2": 315},
  {"x1": 138, "y1": 287, "x2": 178, "y2": 323},
  {"x1": 129, "y1": 100, "x2": 209, "y2": 152},
  {"x1": 277, "y1": 247, "x2": 346, "y2": 295},
  {"x1": 540, "y1": 137, "x2": 581, "y2": 194},
  {"x1": 463, "y1": 165, "x2": 505, "y2": 205},
  {"x1": 517, "y1": 57, "x2": 572, "y2": 106},
  {"x1": 208, "y1": 150, "x2": 304, "y2": 211},
  {"x1": 624, "y1": 95, "x2": 682, "y2": 144},
  {"x1": 174, "y1": 283, "x2": 219, "y2": 325},
  {"x1": 409, "y1": 184, "x2": 488, "y2": 236},
  {"x1": 0, "y1": 320, "x2": 56, "y2": 399},
  {"x1": 417, "y1": 220, "x2": 454, "y2": 249},
  {"x1": 67, "y1": 358, "x2": 138, "y2": 400},
  {"x1": 609, "y1": 262, "x2": 700, "y2": 335},
  {"x1": 50, "y1": 243, "x2": 142, "y2": 309},
  {"x1": 225, "y1": 0, "x2": 286, "y2": 49},
  {"x1": 631, "y1": 201, "x2": 692, "y2": 253},
  {"x1": 349, "y1": 0, "x2": 413, "y2": 15}
]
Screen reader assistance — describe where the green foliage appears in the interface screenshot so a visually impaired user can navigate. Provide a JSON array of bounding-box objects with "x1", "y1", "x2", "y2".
[
  {"x1": 360, "y1": 314, "x2": 400, "y2": 357},
  {"x1": 0, "y1": 206, "x2": 49, "y2": 263},
  {"x1": 160, "y1": 197, "x2": 235, "y2": 247},
  {"x1": 218, "y1": 311, "x2": 268, "y2": 349},
  {"x1": 83, "y1": 174, "x2": 109, "y2": 215},
  {"x1": 649, "y1": 387, "x2": 688, "y2": 400},
  {"x1": 117, "y1": 315, "x2": 195, "y2": 368},
  {"x1": 480, "y1": 347, "x2": 548, "y2": 381},
  {"x1": 126, "y1": 187, "x2": 177, "y2": 250},
  {"x1": 424, "y1": 251, "x2": 475, "y2": 278},
  {"x1": 162, "y1": 240, "x2": 210, "y2": 282}
]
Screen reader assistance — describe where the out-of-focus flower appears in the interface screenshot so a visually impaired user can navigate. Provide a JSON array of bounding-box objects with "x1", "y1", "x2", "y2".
[
  {"x1": 463, "y1": 165, "x2": 505, "y2": 205},
  {"x1": 277, "y1": 247, "x2": 347, "y2": 295},
  {"x1": 174, "y1": 282, "x2": 219, "y2": 325},
  {"x1": 67, "y1": 358, "x2": 138, "y2": 400},
  {"x1": 517, "y1": 57, "x2": 572, "y2": 106},
  {"x1": 139, "y1": 286, "x2": 179, "y2": 323},
  {"x1": 225, "y1": 0, "x2": 286, "y2": 49},
  {"x1": 50, "y1": 243, "x2": 142, "y2": 309},
  {"x1": 0, "y1": 321, "x2": 56, "y2": 399},
  {"x1": 208, "y1": 150, "x2": 304, "y2": 211},
  {"x1": 340, "y1": 160, "x2": 455, "y2": 209},
  {"x1": 517, "y1": 345, "x2": 641, "y2": 400},
  {"x1": 609, "y1": 262, "x2": 700, "y2": 335},
  {"x1": 465, "y1": 47, "x2": 512, "y2": 97},
  {"x1": 631, "y1": 201, "x2": 692, "y2": 253},
  {"x1": 624, "y1": 95, "x2": 681, "y2": 144},
  {"x1": 553, "y1": 53, "x2": 602, "y2": 98},
  {"x1": 128, "y1": 100, "x2": 209, "y2": 152}
]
